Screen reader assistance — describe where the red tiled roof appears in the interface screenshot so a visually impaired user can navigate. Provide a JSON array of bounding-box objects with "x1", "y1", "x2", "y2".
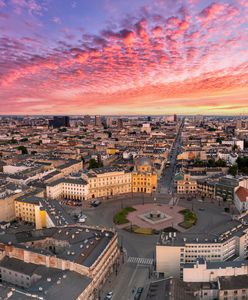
[{"x1": 236, "y1": 186, "x2": 248, "y2": 202}]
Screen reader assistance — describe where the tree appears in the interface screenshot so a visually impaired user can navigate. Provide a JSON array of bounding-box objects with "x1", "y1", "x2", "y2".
[
  {"x1": 88, "y1": 159, "x2": 103, "y2": 169},
  {"x1": 58, "y1": 127, "x2": 67, "y2": 132},
  {"x1": 17, "y1": 146, "x2": 28, "y2": 155},
  {"x1": 216, "y1": 137, "x2": 224, "y2": 144},
  {"x1": 20, "y1": 137, "x2": 28, "y2": 142},
  {"x1": 228, "y1": 165, "x2": 238, "y2": 176},
  {"x1": 10, "y1": 138, "x2": 17, "y2": 144},
  {"x1": 215, "y1": 159, "x2": 227, "y2": 168},
  {"x1": 236, "y1": 157, "x2": 248, "y2": 175}
]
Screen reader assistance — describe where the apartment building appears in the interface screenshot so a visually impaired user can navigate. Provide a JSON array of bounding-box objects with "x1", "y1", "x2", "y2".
[
  {"x1": 0, "y1": 225, "x2": 120, "y2": 300},
  {"x1": 234, "y1": 186, "x2": 248, "y2": 213},
  {"x1": 15, "y1": 196, "x2": 40, "y2": 224},
  {"x1": 218, "y1": 275, "x2": 248, "y2": 300},
  {"x1": 46, "y1": 178, "x2": 89, "y2": 200},
  {"x1": 15, "y1": 195, "x2": 73, "y2": 229},
  {"x1": 57, "y1": 160, "x2": 83, "y2": 175},
  {"x1": 183, "y1": 258, "x2": 248, "y2": 283},
  {"x1": 0, "y1": 257, "x2": 41, "y2": 288},
  {"x1": 197, "y1": 179, "x2": 216, "y2": 198}
]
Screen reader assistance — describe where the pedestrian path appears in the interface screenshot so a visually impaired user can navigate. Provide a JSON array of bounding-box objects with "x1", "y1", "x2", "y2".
[
  {"x1": 169, "y1": 197, "x2": 179, "y2": 206},
  {"x1": 127, "y1": 256, "x2": 154, "y2": 265}
]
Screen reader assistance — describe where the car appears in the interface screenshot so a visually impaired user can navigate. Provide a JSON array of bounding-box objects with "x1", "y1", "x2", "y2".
[
  {"x1": 105, "y1": 291, "x2": 113, "y2": 299},
  {"x1": 78, "y1": 217, "x2": 86, "y2": 223},
  {"x1": 90, "y1": 200, "x2": 102, "y2": 207},
  {"x1": 137, "y1": 287, "x2": 143, "y2": 293},
  {"x1": 78, "y1": 213, "x2": 87, "y2": 218}
]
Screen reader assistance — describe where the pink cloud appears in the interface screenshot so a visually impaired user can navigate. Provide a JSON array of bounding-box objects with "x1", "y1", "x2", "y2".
[{"x1": 0, "y1": 0, "x2": 247, "y2": 115}]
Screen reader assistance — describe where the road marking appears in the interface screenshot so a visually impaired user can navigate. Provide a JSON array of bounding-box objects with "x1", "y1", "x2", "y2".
[
  {"x1": 127, "y1": 263, "x2": 139, "y2": 287},
  {"x1": 127, "y1": 256, "x2": 154, "y2": 265}
]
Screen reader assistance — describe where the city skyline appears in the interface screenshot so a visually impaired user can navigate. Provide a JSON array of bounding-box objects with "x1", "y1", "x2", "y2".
[{"x1": 0, "y1": 0, "x2": 248, "y2": 115}]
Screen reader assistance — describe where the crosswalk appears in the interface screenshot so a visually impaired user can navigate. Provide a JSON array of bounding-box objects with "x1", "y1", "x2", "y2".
[
  {"x1": 169, "y1": 197, "x2": 179, "y2": 206},
  {"x1": 127, "y1": 256, "x2": 154, "y2": 265}
]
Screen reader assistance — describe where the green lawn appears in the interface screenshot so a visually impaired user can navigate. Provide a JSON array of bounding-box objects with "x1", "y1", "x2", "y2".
[
  {"x1": 113, "y1": 207, "x2": 136, "y2": 225},
  {"x1": 179, "y1": 209, "x2": 197, "y2": 228},
  {"x1": 125, "y1": 225, "x2": 154, "y2": 235}
]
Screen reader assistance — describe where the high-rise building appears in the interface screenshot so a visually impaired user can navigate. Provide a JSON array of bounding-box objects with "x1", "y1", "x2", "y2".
[
  {"x1": 141, "y1": 123, "x2": 151, "y2": 134},
  {"x1": 174, "y1": 114, "x2": 177, "y2": 122},
  {"x1": 95, "y1": 115, "x2": 102, "y2": 126},
  {"x1": 106, "y1": 117, "x2": 113, "y2": 127},
  {"x1": 164, "y1": 115, "x2": 174, "y2": 123},
  {"x1": 84, "y1": 115, "x2": 91, "y2": 126},
  {"x1": 236, "y1": 119, "x2": 242, "y2": 129},
  {"x1": 117, "y1": 118, "x2": 123, "y2": 129},
  {"x1": 49, "y1": 116, "x2": 70, "y2": 128}
]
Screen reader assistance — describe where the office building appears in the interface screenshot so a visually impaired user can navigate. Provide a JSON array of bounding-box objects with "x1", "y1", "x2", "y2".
[
  {"x1": 117, "y1": 118, "x2": 124, "y2": 129},
  {"x1": 84, "y1": 115, "x2": 91, "y2": 126},
  {"x1": 95, "y1": 115, "x2": 102, "y2": 126},
  {"x1": 156, "y1": 217, "x2": 248, "y2": 279},
  {"x1": 49, "y1": 116, "x2": 70, "y2": 128}
]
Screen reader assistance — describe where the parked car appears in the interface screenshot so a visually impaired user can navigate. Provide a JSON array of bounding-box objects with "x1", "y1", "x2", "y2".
[
  {"x1": 134, "y1": 287, "x2": 143, "y2": 299},
  {"x1": 105, "y1": 291, "x2": 113, "y2": 299},
  {"x1": 78, "y1": 217, "x2": 86, "y2": 223},
  {"x1": 90, "y1": 200, "x2": 102, "y2": 207}
]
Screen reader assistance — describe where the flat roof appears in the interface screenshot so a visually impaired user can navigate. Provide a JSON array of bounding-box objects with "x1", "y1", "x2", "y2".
[
  {"x1": 158, "y1": 218, "x2": 248, "y2": 246},
  {"x1": 184, "y1": 259, "x2": 248, "y2": 270},
  {"x1": 4, "y1": 263, "x2": 92, "y2": 300},
  {"x1": 47, "y1": 177, "x2": 88, "y2": 187},
  {"x1": 0, "y1": 226, "x2": 115, "y2": 268},
  {"x1": 0, "y1": 257, "x2": 38, "y2": 276},
  {"x1": 219, "y1": 275, "x2": 248, "y2": 290}
]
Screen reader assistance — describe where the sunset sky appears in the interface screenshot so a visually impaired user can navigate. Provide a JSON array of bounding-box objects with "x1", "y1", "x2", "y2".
[{"x1": 0, "y1": 0, "x2": 247, "y2": 115}]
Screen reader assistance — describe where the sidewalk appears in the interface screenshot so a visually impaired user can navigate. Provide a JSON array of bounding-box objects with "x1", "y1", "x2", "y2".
[{"x1": 98, "y1": 255, "x2": 126, "y2": 300}]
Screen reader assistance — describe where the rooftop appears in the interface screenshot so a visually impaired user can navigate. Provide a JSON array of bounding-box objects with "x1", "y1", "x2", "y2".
[
  {"x1": 219, "y1": 275, "x2": 248, "y2": 290},
  {"x1": 0, "y1": 226, "x2": 115, "y2": 268},
  {"x1": 0, "y1": 257, "x2": 38, "y2": 276},
  {"x1": 0, "y1": 258, "x2": 92, "y2": 300},
  {"x1": 236, "y1": 186, "x2": 248, "y2": 202}
]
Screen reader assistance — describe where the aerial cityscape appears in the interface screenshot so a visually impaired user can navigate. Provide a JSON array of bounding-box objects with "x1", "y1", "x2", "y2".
[{"x1": 0, "y1": 0, "x2": 248, "y2": 300}]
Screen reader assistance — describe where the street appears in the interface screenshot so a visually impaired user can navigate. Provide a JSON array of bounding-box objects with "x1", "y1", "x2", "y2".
[{"x1": 158, "y1": 118, "x2": 184, "y2": 194}]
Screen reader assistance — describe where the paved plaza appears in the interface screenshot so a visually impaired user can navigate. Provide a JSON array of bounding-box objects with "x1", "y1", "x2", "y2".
[{"x1": 127, "y1": 203, "x2": 185, "y2": 230}]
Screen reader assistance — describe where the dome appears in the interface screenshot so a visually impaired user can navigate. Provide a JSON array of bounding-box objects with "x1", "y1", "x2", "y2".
[{"x1": 136, "y1": 157, "x2": 152, "y2": 167}]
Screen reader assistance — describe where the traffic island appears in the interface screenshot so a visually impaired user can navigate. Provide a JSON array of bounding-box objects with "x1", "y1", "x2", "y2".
[
  {"x1": 113, "y1": 207, "x2": 136, "y2": 225},
  {"x1": 179, "y1": 209, "x2": 197, "y2": 229}
]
